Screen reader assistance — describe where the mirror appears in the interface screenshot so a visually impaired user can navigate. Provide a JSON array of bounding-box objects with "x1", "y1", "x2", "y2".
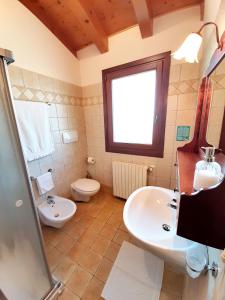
[{"x1": 206, "y1": 58, "x2": 225, "y2": 150}]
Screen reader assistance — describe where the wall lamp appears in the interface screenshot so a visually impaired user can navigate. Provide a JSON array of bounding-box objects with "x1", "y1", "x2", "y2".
[{"x1": 172, "y1": 22, "x2": 222, "y2": 63}]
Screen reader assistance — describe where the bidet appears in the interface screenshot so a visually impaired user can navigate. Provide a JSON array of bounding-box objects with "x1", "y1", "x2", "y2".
[{"x1": 38, "y1": 195, "x2": 76, "y2": 228}]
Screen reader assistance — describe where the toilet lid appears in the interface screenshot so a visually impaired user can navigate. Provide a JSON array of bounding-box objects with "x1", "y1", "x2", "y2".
[{"x1": 71, "y1": 178, "x2": 100, "y2": 192}]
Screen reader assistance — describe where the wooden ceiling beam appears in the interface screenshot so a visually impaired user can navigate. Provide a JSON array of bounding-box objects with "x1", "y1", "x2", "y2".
[
  {"x1": 69, "y1": 0, "x2": 108, "y2": 53},
  {"x1": 131, "y1": 0, "x2": 153, "y2": 38}
]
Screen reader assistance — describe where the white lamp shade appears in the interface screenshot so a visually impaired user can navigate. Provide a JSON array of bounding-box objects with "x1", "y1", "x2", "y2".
[{"x1": 172, "y1": 33, "x2": 203, "y2": 63}]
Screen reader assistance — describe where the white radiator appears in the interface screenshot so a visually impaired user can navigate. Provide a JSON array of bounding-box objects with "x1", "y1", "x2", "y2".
[{"x1": 112, "y1": 161, "x2": 148, "y2": 199}]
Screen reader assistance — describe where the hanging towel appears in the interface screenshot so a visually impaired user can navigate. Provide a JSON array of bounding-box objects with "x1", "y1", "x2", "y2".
[
  {"x1": 14, "y1": 101, "x2": 54, "y2": 161},
  {"x1": 36, "y1": 172, "x2": 55, "y2": 195}
]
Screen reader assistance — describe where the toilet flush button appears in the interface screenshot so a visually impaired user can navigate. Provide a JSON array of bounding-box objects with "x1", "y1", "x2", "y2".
[{"x1": 15, "y1": 200, "x2": 23, "y2": 207}]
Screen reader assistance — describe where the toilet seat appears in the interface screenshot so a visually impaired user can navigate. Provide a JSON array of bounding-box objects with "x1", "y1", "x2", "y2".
[{"x1": 71, "y1": 178, "x2": 100, "y2": 193}]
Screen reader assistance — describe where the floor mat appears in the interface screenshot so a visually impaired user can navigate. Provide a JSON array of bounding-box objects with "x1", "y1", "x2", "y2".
[{"x1": 102, "y1": 241, "x2": 164, "y2": 300}]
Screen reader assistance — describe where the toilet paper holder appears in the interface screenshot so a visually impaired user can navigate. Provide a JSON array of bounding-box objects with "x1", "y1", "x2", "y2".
[
  {"x1": 186, "y1": 244, "x2": 219, "y2": 278},
  {"x1": 186, "y1": 260, "x2": 218, "y2": 278},
  {"x1": 86, "y1": 157, "x2": 96, "y2": 164}
]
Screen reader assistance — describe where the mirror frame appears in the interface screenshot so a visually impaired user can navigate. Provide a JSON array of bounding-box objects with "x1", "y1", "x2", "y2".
[{"x1": 179, "y1": 30, "x2": 225, "y2": 153}]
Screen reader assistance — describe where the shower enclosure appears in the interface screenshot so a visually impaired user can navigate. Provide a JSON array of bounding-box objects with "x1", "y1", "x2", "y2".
[{"x1": 0, "y1": 48, "x2": 62, "y2": 299}]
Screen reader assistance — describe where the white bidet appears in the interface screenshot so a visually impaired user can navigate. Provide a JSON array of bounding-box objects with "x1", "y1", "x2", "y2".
[{"x1": 38, "y1": 195, "x2": 77, "y2": 228}]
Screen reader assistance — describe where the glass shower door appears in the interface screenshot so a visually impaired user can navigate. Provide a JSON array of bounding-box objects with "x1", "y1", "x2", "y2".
[{"x1": 0, "y1": 49, "x2": 55, "y2": 299}]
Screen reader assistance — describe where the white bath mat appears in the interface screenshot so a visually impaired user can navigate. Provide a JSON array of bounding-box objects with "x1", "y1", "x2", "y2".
[{"x1": 102, "y1": 241, "x2": 164, "y2": 300}]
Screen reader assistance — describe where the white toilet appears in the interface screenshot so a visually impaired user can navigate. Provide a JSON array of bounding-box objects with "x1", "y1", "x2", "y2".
[
  {"x1": 71, "y1": 178, "x2": 100, "y2": 202},
  {"x1": 38, "y1": 195, "x2": 77, "y2": 228}
]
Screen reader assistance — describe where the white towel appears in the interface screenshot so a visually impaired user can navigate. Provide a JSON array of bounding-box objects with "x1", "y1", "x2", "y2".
[
  {"x1": 14, "y1": 101, "x2": 54, "y2": 161},
  {"x1": 36, "y1": 172, "x2": 55, "y2": 195}
]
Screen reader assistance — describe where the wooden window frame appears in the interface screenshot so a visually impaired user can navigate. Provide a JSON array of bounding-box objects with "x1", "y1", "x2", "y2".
[{"x1": 102, "y1": 51, "x2": 171, "y2": 158}]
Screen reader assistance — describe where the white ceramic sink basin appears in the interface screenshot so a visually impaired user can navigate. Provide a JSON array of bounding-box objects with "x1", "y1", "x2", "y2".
[{"x1": 123, "y1": 186, "x2": 195, "y2": 270}]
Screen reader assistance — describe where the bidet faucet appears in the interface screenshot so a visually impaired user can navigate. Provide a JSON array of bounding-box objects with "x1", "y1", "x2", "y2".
[{"x1": 47, "y1": 195, "x2": 55, "y2": 205}]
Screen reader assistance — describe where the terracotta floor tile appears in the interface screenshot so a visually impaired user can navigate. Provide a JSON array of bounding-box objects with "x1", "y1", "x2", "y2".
[
  {"x1": 78, "y1": 215, "x2": 95, "y2": 229},
  {"x1": 58, "y1": 287, "x2": 80, "y2": 300},
  {"x1": 67, "y1": 266, "x2": 92, "y2": 297},
  {"x1": 68, "y1": 242, "x2": 87, "y2": 262},
  {"x1": 65, "y1": 222, "x2": 86, "y2": 240},
  {"x1": 161, "y1": 264, "x2": 184, "y2": 297},
  {"x1": 86, "y1": 205, "x2": 101, "y2": 218},
  {"x1": 159, "y1": 291, "x2": 182, "y2": 300},
  {"x1": 95, "y1": 210, "x2": 112, "y2": 223},
  {"x1": 56, "y1": 234, "x2": 76, "y2": 254},
  {"x1": 90, "y1": 219, "x2": 105, "y2": 233},
  {"x1": 44, "y1": 241, "x2": 54, "y2": 254},
  {"x1": 79, "y1": 249, "x2": 102, "y2": 274},
  {"x1": 81, "y1": 277, "x2": 104, "y2": 300},
  {"x1": 91, "y1": 237, "x2": 111, "y2": 256},
  {"x1": 106, "y1": 216, "x2": 121, "y2": 229},
  {"x1": 119, "y1": 221, "x2": 128, "y2": 232},
  {"x1": 100, "y1": 223, "x2": 117, "y2": 240},
  {"x1": 43, "y1": 227, "x2": 65, "y2": 246},
  {"x1": 104, "y1": 241, "x2": 120, "y2": 262},
  {"x1": 78, "y1": 229, "x2": 98, "y2": 246},
  {"x1": 42, "y1": 191, "x2": 184, "y2": 300},
  {"x1": 95, "y1": 257, "x2": 113, "y2": 282},
  {"x1": 53, "y1": 256, "x2": 77, "y2": 283},
  {"x1": 46, "y1": 247, "x2": 63, "y2": 271},
  {"x1": 112, "y1": 229, "x2": 130, "y2": 245}
]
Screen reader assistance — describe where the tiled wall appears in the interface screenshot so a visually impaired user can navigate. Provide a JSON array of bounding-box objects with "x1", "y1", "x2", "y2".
[
  {"x1": 207, "y1": 59, "x2": 225, "y2": 147},
  {"x1": 8, "y1": 65, "x2": 87, "y2": 200},
  {"x1": 82, "y1": 63, "x2": 200, "y2": 189},
  {"x1": 8, "y1": 61, "x2": 201, "y2": 197}
]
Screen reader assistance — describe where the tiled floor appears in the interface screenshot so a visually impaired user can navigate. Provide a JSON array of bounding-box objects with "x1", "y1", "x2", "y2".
[{"x1": 42, "y1": 190, "x2": 184, "y2": 300}]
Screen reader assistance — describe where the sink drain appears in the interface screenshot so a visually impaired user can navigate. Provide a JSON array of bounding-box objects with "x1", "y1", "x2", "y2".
[
  {"x1": 162, "y1": 224, "x2": 171, "y2": 231},
  {"x1": 54, "y1": 213, "x2": 60, "y2": 218}
]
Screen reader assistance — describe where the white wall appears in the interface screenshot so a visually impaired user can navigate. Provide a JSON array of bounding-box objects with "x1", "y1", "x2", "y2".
[
  {"x1": 78, "y1": 6, "x2": 201, "y2": 86},
  {"x1": 201, "y1": 0, "x2": 225, "y2": 75},
  {"x1": 0, "y1": 0, "x2": 81, "y2": 85}
]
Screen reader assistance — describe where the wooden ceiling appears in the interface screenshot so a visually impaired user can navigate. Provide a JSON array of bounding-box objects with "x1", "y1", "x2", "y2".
[{"x1": 19, "y1": 0, "x2": 204, "y2": 56}]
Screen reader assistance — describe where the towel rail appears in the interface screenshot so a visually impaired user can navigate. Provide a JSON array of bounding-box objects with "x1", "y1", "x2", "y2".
[{"x1": 30, "y1": 168, "x2": 54, "y2": 182}]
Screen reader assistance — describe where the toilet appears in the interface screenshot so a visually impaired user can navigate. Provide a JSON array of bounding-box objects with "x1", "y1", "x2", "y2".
[
  {"x1": 38, "y1": 195, "x2": 77, "y2": 228},
  {"x1": 71, "y1": 178, "x2": 100, "y2": 202}
]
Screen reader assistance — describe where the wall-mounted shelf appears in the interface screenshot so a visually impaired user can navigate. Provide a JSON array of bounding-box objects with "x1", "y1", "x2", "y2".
[{"x1": 176, "y1": 148, "x2": 225, "y2": 249}]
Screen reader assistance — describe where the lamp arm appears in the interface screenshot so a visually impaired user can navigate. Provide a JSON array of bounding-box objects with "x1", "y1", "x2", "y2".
[{"x1": 197, "y1": 22, "x2": 220, "y2": 48}]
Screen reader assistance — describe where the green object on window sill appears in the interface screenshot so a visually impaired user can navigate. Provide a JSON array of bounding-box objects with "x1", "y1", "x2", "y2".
[{"x1": 176, "y1": 126, "x2": 190, "y2": 141}]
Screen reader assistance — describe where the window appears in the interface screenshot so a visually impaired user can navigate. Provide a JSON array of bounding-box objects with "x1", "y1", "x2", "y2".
[{"x1": 102, "y1": 51, "x2": 171, "y2": 157}]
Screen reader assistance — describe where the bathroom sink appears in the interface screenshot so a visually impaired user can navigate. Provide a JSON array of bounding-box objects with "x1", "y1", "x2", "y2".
[{"x1": 123, "y1": 186, "x2": 195, "y2": 270}]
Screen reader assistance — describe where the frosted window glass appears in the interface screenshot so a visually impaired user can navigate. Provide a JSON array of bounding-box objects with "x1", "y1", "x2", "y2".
[{"x1": 112, "y1": 70, "x2": 156, "y2": 144}]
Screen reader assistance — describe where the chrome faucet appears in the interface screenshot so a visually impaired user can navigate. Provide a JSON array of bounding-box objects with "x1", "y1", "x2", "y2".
[
  {"x1": 47, "y1": 195, "x2": 55, "y2": 205},
  {"x1": 167, "y1": 202, "x2": 177, "y2": 209},
  {"x1": 167, "y1": 189, "x2": 179, "y2": 210}
]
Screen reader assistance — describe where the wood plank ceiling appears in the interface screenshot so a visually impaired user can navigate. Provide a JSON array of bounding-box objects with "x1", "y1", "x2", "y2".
[{"x1": 19, "y1": 0, "x2": 203, "y2": 56}]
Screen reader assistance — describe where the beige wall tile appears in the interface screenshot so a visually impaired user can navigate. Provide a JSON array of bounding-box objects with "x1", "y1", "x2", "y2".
[
  {"x1": 38, "y1": 74, "x2": 54, "y2": 92},
  {"x1": 211, "y1": 89, "x2": 225, "y2": 107},
  {"x1": 22, "y1": 69, "x2": 40, "y2": 89},
  {"x1": 82, "y1": 83, "x2": 102, "y2": 98},
  {"x1": 8, "y1": 65, "x2": 24, "y2": 86},
  {"x1": 178, "y1": 93, "x2": 197, "y2": 110},
  {"x1": 169, "y1": 64, "x2": 181, "y2": 83},
  {"x1": 180, "y1": 63, "x2": 200, "y2": 81},
  {"x1": 167, "y1": 95, "x2": 178, "y2": 111},
  {"x1": 67, "y1": 266, "x2": 92, "y2": 297},
  {"x1": 215, "y1": 58, "x2": 225, "y2": 75},
  {"x1": 176, "y1": 110, "x2": 196, "y2": 126}
]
